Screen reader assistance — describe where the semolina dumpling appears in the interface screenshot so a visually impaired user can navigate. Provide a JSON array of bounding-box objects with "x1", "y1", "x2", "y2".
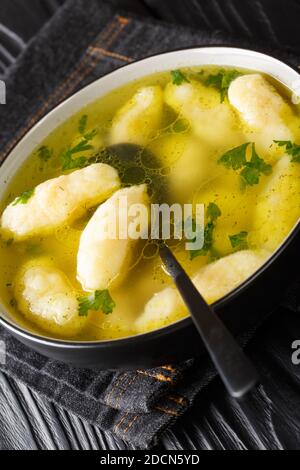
[
  {"x1": 77, "y1": 184, "x2": 150, "y2": 292},
  {"x1": 135, "y1": 286, "x2": 183, "y2": 333},
  {"x1": 135, "y1": 250, "x2": 266, "y2": 333},
  {"x1": 164, "y1": 80, "x2": 242, "y2": 148},
  {"x1": 169, "y1": 137, "x2": 211, "y2": 202},
  {"x1": 192, "y1": 249, "x2": 268, "y2": 304},
  {"x1": 228, "y1": 73, "x2": 293, "y2": 156},
  {"x1": 251, "y1": 154, "x2": 300, "y2": 251},
  {"x1": 1, "y1": 163, "x2": 120, "y2": 240},
  {"x1": 110, "y1": 85, "x2": 163, "y2": 146},
  {"x1": 14, "y1": 258, "x2": 85, "y2": 337}
]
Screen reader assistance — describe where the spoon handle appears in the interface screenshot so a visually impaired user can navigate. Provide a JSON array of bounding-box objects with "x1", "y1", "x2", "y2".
[{"x1": 159, "y1": 244, "x2": 259, "y2": 399}]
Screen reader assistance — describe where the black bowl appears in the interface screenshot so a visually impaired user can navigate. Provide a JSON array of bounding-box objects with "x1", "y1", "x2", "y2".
[{"x1": 0, "y1": 46, "x2": 299, "y2": 368}]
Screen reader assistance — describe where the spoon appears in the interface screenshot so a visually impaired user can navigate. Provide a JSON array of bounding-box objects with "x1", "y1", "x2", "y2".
[
  {"x1": 159, "y1": 243, "x2": 259, "y2": 399},
  {"x1": 96, "y1": 144, "x2": 259, "y2": 397}
]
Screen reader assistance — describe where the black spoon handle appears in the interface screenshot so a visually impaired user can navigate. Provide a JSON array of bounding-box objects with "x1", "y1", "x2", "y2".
[{"x1": 159, "y1": 244, "x2": 259, "y2": 399}]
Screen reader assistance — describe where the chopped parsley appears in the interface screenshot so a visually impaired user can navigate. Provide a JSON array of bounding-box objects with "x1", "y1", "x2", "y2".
[
  {"x1": 12, "y1": 189, "x2": 35, "y2": 206},
  {"x1": 38, "y1": 145, "x2": 53, "y2": 162},
  {"x1": 61, "y1": 152, "x2": 88, "y2": 171},
  {"x1": 78, "y1": 290, "x2": 116, "y2": 317},
  {"x1": 78, "y1": 114, "x2": 88, "y2": 134},
  {"x1": 206, "y1": 201, "x2": 222, "y2": 221},
  {"x1": 83, "y1": 128, "x2": 98, "y2": 141},
  {"x1": 189, "y1": 202, "x2": 221, "y2": 260},
  {"x1": 61, "y1": 116, "x2": 98, "y2": 171},
  {"x1": 61, "y1": 138, "x2": 93, "y2": 171},
  {"x1": 229, "y1": 231, "x2": 248, "y2": 250},
  {"x1": 218, "y1": 143, "x2": 272, "y2": 187},
  {"x1": 274, "y1": 140, "x2": 300, "y2": 163},
  {"x1": 6, "y1": 238, "x2": 14, "y2": 247},
  {"x1": 171, "y1": 69, "x2": 190, "y2": 86},
  {"x1": 218, "y1": 142, "x2": 249, "y2": 170},
  {"x1": 205, "y1": 69, "x2": 240, "y2": 102}
]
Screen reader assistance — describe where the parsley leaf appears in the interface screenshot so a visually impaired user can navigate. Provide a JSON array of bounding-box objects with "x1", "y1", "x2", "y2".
[
  {"x1": 240, "y1": 143, "x2": 272, "y2": 186},
  {"x1": 218, "y1": 143, "x2": 272, "y2": 187},
  {"x1": 274, "y1": 140, "x2": 294, "y2": 150},
  {"x1": 78, "y1": 290, "x2": 116, "y2": 317},
  {"x1": 207, "y1": 202, "x2": 221, "y2": 221},
  {"x1": 189, "y1": 203, "x2": 221, "y2": 260},
  {"x1": 171, "y1": 69, "x2": 190, "y2": 86},
  {"x1": 78, "y1": 114, "x2": 88, "y2": 134},
  {"x1": 190, "y1": 220, "x2": 214, "y2": 260},
  {"x1": 38, "y1": 145, "x2": 53, "y2": 162},
  {"x1": 218, "y1": 143, "x2": 249, "y2": 170},
  {"x1": 60, "y1": 139, "x2": 93, "y2": 171},
  {"x1": 61, "y1": 117, "x2": 98, "y2": 171},
  {"x1": 61, "y1": 150, "x2": 87, "y2": 171},
  {"x1": 84, "y1": 128, "x2": 98, "y2": 141},
  {"x1": 205, "y1": 69, "x2": 240, "y2": 102},
  {"x1": 229, "y1": 231, "x2": 248, "y2": 249},
  {"x1": 12, "y1": 189, "x2": 35, "y2": 206},
  {"x1": 71, "y1": 139, "x2": 94, "y2": 154},
  {"x1": 248, "y1": 143, "x2": 272, "y2": 175},
  {"x1": 240, "y1": 166, "x2": 260, "y2": 186},
  {"x1": 274, "y1": 140, "x2": 300, "y2": 163}
]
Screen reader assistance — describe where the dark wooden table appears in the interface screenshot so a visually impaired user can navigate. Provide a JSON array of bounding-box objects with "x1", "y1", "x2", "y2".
[{"x1": 0, "y1": 370, "x2": 287, "y2": 450}]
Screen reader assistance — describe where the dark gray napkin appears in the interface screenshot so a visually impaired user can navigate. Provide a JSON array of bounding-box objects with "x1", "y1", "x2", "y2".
[{"x1": 0, "y1": 0, "x2": 299, "y2": 448}]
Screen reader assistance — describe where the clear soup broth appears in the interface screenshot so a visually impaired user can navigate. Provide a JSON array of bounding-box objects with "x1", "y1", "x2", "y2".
[{"x1": 1, "y1": 66, "x2": 300, "y2": 340}]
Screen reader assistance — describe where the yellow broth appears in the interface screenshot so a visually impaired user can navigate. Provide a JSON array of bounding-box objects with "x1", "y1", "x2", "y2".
[{"x1": 1, "y1": 66, "x2": 300, "y2": 340}]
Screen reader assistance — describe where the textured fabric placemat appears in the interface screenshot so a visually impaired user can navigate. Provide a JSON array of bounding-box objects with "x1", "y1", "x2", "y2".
[{"x1": 0, "y1": 0, "x2": 300, "y2": 448}]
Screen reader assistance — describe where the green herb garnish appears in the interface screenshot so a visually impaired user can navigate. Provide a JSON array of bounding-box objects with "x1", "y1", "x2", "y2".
[
  {"x1": 240, "y1": 166, "x2": 260, "y2": 186},
  {"x1": 61, "y1": 117, "x2": 98, "y2": 171},
  {"x1": 274, "y1": 140, "x2": 300, "y2": 163},
  {"x1": 189, "y1": 203, "x2": 221, "y2": 260},
  {"x1": 12, "y1": 189, "x2": 35, "y2": 206},
  {"x1": 38, "y1": 145, "x2": 53, "y2": 162},
  {"x1": 206, "y1": 202, "x2": 222, "y2": 221},
  {"x1": 171, "y1": 69, "x2": 190, "y2": 86},
  {"x1": 83, "y1": 128, "x2": 98, "y2": 141},
  {"x1": 205, "y1": 69, "x2": 240, "y2": 102},
  {"x1": 218, "y1": 143, "x2": 272, "y2": 187},
  {"x1": 6, "y1": 238, "x2": 14, "y2": 247},
  {"x1": 218, "y1": 142, "x2": 249, "y2": 170},
  {"x1": 78, "y1": 114, "x2": 88, "y2": 134},
  {"x1": 61, "y1": 152, "x2": 88, "y2": 171},
  {"x1": 61, "y1": 140, "x2": 92, "y2": 170},
  {"x1": 78, "y1": 290, "x2": 116, "y2": 317},
  {"x1": 229, "y1": 231, "x2": 248, "y2": 249},
  {"x1": 190, "y1": 220, "x2": 214, "y2": 260}
]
